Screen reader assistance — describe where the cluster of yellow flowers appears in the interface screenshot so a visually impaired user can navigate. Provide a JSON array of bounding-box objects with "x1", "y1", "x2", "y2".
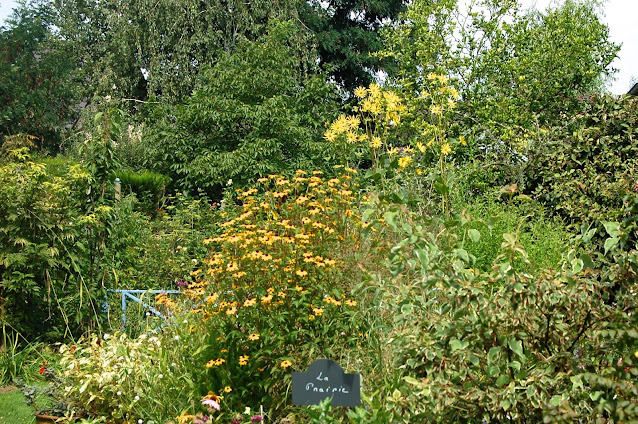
[
  {"x1": 324, "y1": 83, "x2": 405, "y2": 155},
  {"x1": 417, "y1": 73, "x2": 463, "y2": 157},
  {"x1": 176, "y1": 169, "x2": 367, "y2": 382}
]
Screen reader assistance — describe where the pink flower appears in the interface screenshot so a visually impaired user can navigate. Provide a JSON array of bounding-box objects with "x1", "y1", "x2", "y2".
[{"x1": 202, "y1": 398, "x2": 220, "y2": 411}]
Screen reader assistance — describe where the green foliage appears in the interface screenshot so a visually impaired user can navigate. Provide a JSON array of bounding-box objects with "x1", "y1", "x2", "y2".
[
  {"x1": 356, "y1": 203, "x2": 638, "y2": 423},
  {"x1": 525, "y1": 95, "x2": 638, "y2": 229},
  {"x1": 299, "y1": 0, "x2": 406, "y2": 91},
  {"x1": 100, "y1": 193, "x2": 221, "y2": 292},
  {"x1": 117, "y1": 169, "x2": 169, "y2": 216},
  {"x1": 0, "y1": 147, "x2": 96, "y2": 341},
  {"x1": 381, "y1": 0, "x2": 619, "y2": 158},
  {"x1": 54, "y1": 0, "x2": 299, "y2": 103},
  {"x1": 147, "y1": 21, "x2": 340, "y2": 198},
  {"x1": 461, "y1": 194, "x2": 572, "y2": 272},
  {"x1": 0, "y1": 0, "x2": 76, "y2": 151},
  {"x1": 59, "y1": 170, "x2": 375, "y2": 422},
  {"x1": 0, "y1": 330, "x2": 48, "y2": 385}
]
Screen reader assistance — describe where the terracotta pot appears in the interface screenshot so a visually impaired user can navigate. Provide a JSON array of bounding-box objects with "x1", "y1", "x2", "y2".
[{"x1": 35, "y1": 413, "x2": 60, "y2": 424}]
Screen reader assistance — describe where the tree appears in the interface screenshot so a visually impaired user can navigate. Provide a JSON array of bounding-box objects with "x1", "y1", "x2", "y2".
[
  {"x1": 145, "y1": 22, "x2": 340, "y2": 198},
  {"x1": 299, "y1": 0, "x2": 406, "y2": 92},
  {"x1": 380, "y1": 0, "x2": 619, "y2": 156},
  {"x1": 54, "y1": 0, "x2": 299, "y2": 103},
  {"x1": 0, "y1": 0, "x2": 76, "y2": 151}
]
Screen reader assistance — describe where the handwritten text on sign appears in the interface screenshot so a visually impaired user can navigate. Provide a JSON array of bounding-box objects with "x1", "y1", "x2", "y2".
[{"x1": 292, "y1": 359, "x2": 360, "y2": 407}]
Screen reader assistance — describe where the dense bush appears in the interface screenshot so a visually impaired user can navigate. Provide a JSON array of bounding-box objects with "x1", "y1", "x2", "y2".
[
  {"x1": 145, "y1": 21, "x2": 340, "y2": 199},
  {"x1": 117, "y1": 169, "x2": 170, "y2": 216},
  {"x1": 351, "y1": 201, "x2": 638, "y2": 423},
  {"x1": 462, "y1": 194, "x2": 573, "y2": 272},
  {"x1": 526, "y1": 95, "x2": 638, "y2": 229},
  {"x1": 60, "y1": 169, "x2": 379, "y2": 422},
  {"x1": 0, "y1": 145, "x2": 95, "y2": 341}
]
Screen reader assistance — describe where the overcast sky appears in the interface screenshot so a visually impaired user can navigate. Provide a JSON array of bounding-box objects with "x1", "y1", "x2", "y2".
[{"x1": 0, "y1": 0, "x2": 635, "y2": 94}]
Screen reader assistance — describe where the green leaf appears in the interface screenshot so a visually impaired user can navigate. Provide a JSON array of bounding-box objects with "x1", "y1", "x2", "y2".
[
  {"x1": 449, "y1": 338, "x2": 469, "y2": 352},
  {"x1": 509, "y1": 338, "x2": 524, "y2": 359},
  {"x1": 604, "y1": 237, "x2": 619, "y2": 254},
  {"x1": 550, "y1": 395, "x2": 562, "y2": 406},
  {"x1": 496, "y1": 374, "x2": 510, "y2": 387},
  {"x1": 488, "y1": 346, "x2": 501, "y2": 365},
  {"x1": 603, "y1": 221, "x2": 620, "y2": 238},
  {"x1": 404, "y1": 376, "x2": 424, "y2": 387},
  {"x1": 468, "y1": 228, "x2": 480, "y2": 243},
  {"x1": 455, "y1": 248, "x2": 470, "y2": 263},
  {"x1": 486, "y1": 365, "x2": 500, "y2": 378}
]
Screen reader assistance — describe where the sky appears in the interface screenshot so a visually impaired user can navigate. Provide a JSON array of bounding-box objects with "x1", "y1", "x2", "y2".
[{"x1": 0, "y1": 0, "x2": 635, "y2": 94}]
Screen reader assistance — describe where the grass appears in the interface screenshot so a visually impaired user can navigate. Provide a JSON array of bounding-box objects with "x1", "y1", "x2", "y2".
[{"x1": 0, "y1": 385, "x2": 34, "y2": 423}]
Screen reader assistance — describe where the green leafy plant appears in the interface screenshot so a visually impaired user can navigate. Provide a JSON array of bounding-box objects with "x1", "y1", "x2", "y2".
[{"x1": 526, "y1": 95, "x2": 638, "y2": 233}]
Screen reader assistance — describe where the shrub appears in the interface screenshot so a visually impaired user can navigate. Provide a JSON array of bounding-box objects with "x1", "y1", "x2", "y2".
[
  {"x1": 117, "y1": 170, "x2": 170, "y2": 216},
  {"x1": 0, "y1": 146, "x2": 97, "y2": 341},
  {"x1": 60, "y1": 169, "x2": 379, "y2": 422},
  {"x1": 525, "y1": 95, "x2": 638, "y2": 230},
  {"x1": 145, "y1": 21, "x2": 340, "y2": 199},
  {"x1": 352, "y1": 204, "x2": 638, "y2": 423},
  {"x1": 174, "y1": 169, "x2": 371, "y2": 419},
  {"x1": 461, "y1": 194, "x2": 573, "y2": 273}
]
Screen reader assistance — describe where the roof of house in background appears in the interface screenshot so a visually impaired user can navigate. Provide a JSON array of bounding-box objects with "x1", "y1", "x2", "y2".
[{"x1": 629, "y1": 83, "x2": 638, "y2": 95}]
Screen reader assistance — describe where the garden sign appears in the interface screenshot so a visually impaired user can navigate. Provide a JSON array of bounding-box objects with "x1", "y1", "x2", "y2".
[{"x1": 292, "y1": 359, "x2": 360, "y2": 407}]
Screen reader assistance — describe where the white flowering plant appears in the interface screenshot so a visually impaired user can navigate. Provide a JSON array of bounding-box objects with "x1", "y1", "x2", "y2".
[{"x1": 59, "y1": 328, "x2": 214, "y2": 424}]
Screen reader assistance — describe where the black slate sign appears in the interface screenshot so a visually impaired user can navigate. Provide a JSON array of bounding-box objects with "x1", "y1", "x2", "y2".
[{"x1": 292, "y1": 359, "x2": 360, "y2": 407}]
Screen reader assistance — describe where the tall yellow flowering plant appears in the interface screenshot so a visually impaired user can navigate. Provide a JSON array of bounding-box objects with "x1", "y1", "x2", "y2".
[
  {"x1": 411, "y1": 72, "x2": 464, "y2": 216},
  {"x1": 324, "y1": 83, "x2": 407, "y2": 173},
  {"x1": 162, "y1": 169, "x2": 372, "y2": 419}
]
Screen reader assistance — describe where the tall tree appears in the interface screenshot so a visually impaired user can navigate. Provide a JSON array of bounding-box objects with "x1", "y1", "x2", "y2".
[
  {"x1": 145, "y1": 21, "x2": 340, "y2": 199},
  {"x1": 299, "y1": 0, "x2": 406, "y2": 92},
  {"x1": 381, "y1": 0, "x2": 619, "y2": 154},
  {"x1": 54, "y1": 0, "x2": 300, "y2": 103},
  {"x1": 0, "y1": 0, "x2": 76, "y2": 151}
]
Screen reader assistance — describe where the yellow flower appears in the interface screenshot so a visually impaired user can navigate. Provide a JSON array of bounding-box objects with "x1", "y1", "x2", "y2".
[
  {"x1": 296, "y1": 269, "x2": 308, "y2": 277},
  {"x1": 345, "y1": 299, "x2": 358, "y2": 307},
  {"x1": 239, "y1": 355, "x2": 249, "y2": 366},
  {"x1": 430, "y1": 104, "x2": 442, "y2": 115},
  {"x1": 441, "y1": 143, "x2": 452, "y2": 155},
  {"x1": 368, "y1": 83, "x2": 381, "y2": 97},
  {"x1": 460, "y1": 135, "x2": 467, "y2": 146},
  {"x1": 313, "y1": 307, "x2": 324, "y2": 316},
  {"x1": 177, "y1": 415, "x2": 195, "y2": 424},
  {"x1": 207, "y1": 358, "x2": 225, "y2": 368},
  {"x1": 225, "y1": 307, "x2": 237, "y2": 315},
  {"x1": 243, "y1": 298, "x2": 256, "y2": 307},
  {"x1": 354, "y1": 86, "x2": 367, "y2": 98},
  {"x1": 369, "y1": 136, "x2": 382, "y2": 149},
  {"x1": 224, "y1": 386, "x2": 232, "y2": 393},
  {"x1": 323, "y1": 130, "x2": 336, "y2": 142},
  {"x1": 416, "y1": 142, "x2": 426, "y2": 153},
  {"x1": 248, "y1": 333, "x2": 260, "y2": 341},
  {"x1": 398, "y1": 156, "x2": 413, "y2": 169},
  {"x1": 280, "y1": 360, "x2": 293, "y2": 369}
]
